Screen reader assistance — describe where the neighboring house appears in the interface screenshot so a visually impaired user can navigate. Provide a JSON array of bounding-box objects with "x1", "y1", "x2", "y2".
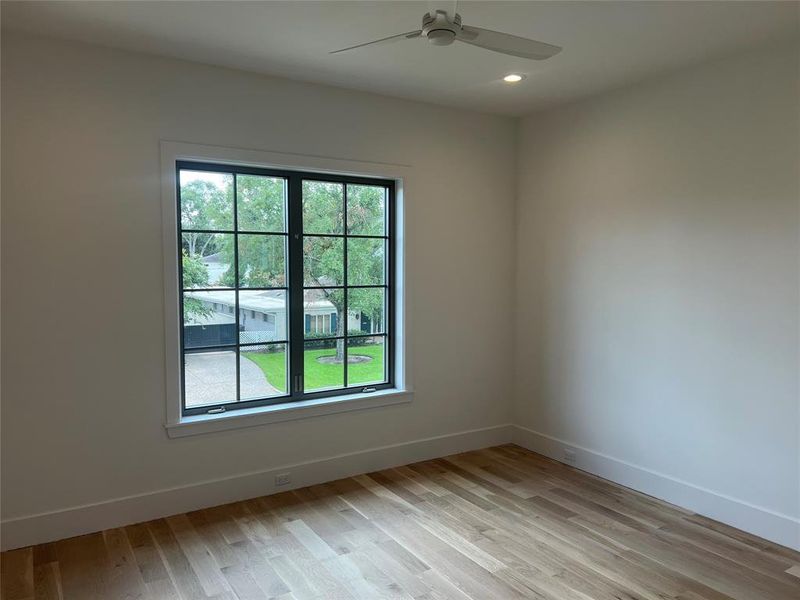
[{"x1": 184, "y1": 288, "x2": 380, "y2": 348}]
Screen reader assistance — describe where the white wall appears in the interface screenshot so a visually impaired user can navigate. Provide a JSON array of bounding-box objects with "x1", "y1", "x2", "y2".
[
  {"x1": 514, "y1": 42, "x2": 799, "y2": 546},
  {"x1": 0, "y1": 32, "x2": 516, "y2": 537}
]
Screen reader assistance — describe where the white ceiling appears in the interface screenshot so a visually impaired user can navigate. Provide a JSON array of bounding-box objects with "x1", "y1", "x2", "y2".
[{"x1": 2, "y1": 1, "x2": 797, "y2": 116}]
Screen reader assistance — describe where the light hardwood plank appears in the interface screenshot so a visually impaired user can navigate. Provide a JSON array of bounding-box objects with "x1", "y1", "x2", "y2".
[{"x1": 2, "y1": 445, "x2": 798, "y2": 599}]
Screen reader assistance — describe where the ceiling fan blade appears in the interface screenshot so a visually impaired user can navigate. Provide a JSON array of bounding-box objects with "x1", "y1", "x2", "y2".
[
  {"x1": 457, "y1": 25, "x2": 561, "y2": 60},
  {"x1": 330, "y1": 30, "x2": 422, "y2": 55}
]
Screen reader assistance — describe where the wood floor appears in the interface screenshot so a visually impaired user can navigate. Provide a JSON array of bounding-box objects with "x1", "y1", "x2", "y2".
[{"x1": 2, "y1": 445, "x2": 799, "y2": 600}]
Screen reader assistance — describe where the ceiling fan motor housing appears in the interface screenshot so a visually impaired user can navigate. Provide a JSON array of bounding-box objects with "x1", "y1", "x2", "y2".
[{"x1": 422, "y1": 10, "x2": 461, "y2": 46}]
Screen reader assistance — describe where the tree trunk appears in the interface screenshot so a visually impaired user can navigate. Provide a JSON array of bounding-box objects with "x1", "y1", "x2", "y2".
[
  {"x1": 198, "y1": 233, "x2": 214, "y2": 257},
  {"x1": 335, "y1": 304, "x2": 345, "y2": 362}
]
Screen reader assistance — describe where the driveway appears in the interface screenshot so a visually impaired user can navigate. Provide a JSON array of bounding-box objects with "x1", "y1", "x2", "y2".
[{"x1": 184, "y1": 351, "x2": 278, "y2": 408}]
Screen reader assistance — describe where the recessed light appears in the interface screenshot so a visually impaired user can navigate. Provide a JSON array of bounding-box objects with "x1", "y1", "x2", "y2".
[{"x1": 503, "y1": 74, "x2": 524, "y2": 83}]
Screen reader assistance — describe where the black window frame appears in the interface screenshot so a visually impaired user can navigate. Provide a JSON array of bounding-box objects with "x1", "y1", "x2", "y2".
[{"x1": 176, "y1": 160, "x2": 396, "y2": 417}]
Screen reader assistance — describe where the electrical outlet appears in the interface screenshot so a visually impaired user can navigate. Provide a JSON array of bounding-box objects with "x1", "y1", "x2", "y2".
[
  {"x1": 275, "y1": 473, "x2": 291, "y2": 487},
  {"x1": 563, "y1": 448, "x2": 577, "y2": 465}
]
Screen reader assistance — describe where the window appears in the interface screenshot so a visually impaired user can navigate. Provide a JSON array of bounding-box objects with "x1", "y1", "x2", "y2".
[{"x1": 177, "y1": 161, "x2": 394, "y2": 416}]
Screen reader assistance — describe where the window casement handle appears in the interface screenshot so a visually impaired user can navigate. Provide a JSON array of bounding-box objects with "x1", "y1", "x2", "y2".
[
  {"x1": 362, "y1": 387, "x2": 377, "y2": 393},
  {"x1": 207, "y1": 406, "x2": 226, "y2": 415},
  {"x1": 294, "y1": 374, "x2": 303, "y2": 393}
]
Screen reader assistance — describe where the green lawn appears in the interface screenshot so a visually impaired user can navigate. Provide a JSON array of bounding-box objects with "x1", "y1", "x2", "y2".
[{"x1": 242, "y1": 342, "x2": 385, "y2": 393}]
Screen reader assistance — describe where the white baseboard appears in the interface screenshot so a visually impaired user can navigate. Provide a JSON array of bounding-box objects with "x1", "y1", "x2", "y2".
[
  {"x1": 4, "y1": 423, "x2": 797, "y2": 553},
  {"x1": 0, "y1": 424, "x2": 513, "y2": 551},
  {"x1": 511, "y1": 425, "x2": 800, "y2": 551}
]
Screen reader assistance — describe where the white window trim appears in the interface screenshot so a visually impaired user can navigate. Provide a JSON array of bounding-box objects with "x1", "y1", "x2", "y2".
[{"x1": 160, "y1": 141, "x2": 411, "y2": 438}]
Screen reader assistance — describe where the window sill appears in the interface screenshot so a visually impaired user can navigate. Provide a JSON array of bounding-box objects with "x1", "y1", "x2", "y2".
[{"x1": 165, "y1": 388, "x2": 412, "y2": 438}]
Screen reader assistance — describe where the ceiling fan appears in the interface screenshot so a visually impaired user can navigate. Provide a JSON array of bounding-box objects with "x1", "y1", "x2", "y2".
[{"x1": 330, "y1": 8, "x2": 562, "y2": 60}]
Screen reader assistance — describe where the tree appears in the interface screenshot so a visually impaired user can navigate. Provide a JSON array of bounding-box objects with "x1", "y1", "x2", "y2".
[
  {"x1": 237, "y1": 175, "x2": 285, "y2": 232},
  {"x1": 302, "y1": 181, "x2": 386, "y2": 361},
  {"x1": 218, "y1": 176, "x2": 287, "y2": 287},
  {"x1": 180, "y1": 178, "x2": 231, "y2": 259},
  {"x1": 180, "y1": 175, "x2": 233, "y2": 324},
  {"x1": 182, "y1": 251, "x2": 212, "y2": 324},
  {"x1": 342, "y1": 184, "x2": 386, "y2": 338}
]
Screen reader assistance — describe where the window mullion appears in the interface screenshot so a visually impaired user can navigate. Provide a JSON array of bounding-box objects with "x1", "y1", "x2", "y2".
[
  {"x1": 387, "y1": 184, "x2": 395, "y2": 387},
  {"x1": 343, "y1": 183, "x2": 349, "y2": 389},
  {"x1": 288, "y1": 174, "x2": 305, "y2": 398},
  {"x1": 233, "y1": 173, "x2": 241, "y2": 403}
]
